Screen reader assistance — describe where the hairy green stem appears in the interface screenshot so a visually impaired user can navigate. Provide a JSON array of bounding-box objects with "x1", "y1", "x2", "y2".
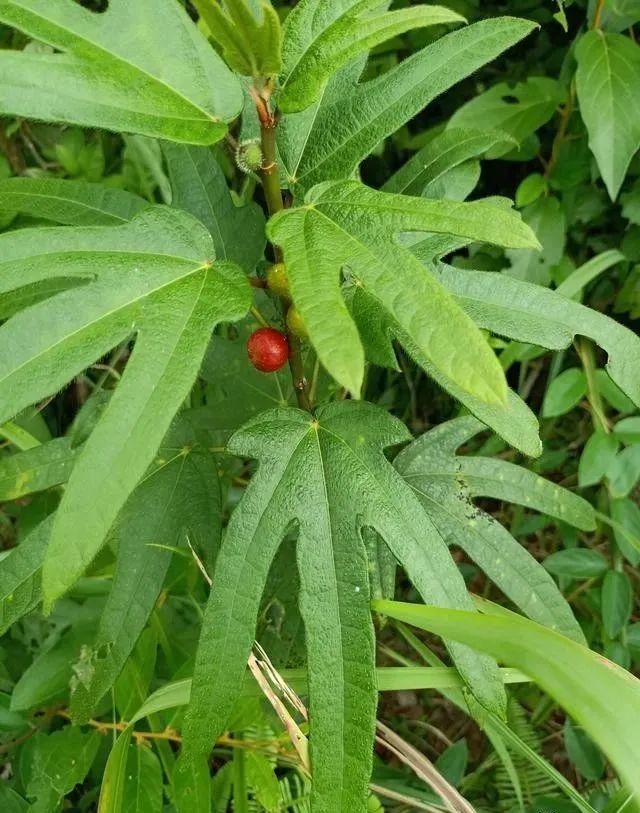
[{"x1": 257, "y1": 97, "x2": 312, "y2": 412}]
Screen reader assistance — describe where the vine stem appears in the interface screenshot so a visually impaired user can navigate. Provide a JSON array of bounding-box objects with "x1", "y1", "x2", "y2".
[{"x1": 252, "y1": 85, "x2": 312, "y2": 412}]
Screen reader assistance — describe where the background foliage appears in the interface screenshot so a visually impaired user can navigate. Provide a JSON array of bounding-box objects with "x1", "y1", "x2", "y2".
[{"x1": 0, "y1": 0, "x2": 640, "y2": 812}]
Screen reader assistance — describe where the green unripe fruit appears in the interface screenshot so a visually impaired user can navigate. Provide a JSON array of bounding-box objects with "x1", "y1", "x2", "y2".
[
  {"x1": 286, "y1": 305, "x2": 307, "y2": 339},
  {"x1": 236, "y1": 139, "x2": 263, "y2": 173},
  {"x1": 266, "y1": 263, "x2": 290, "y2": 298}
]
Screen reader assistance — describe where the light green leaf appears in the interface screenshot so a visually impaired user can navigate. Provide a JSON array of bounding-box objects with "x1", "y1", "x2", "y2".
[
  {"x1": 98, "y1": 729, "x2": 134, "y2": 813},
  {"x1": 515, "y1": 173, "x2": 546, "y2": 208},
  {"x1": 279, "y1": 1, "x2": 465, "y2": 113},
  {"x1": 268, "y1": 180, "x2": 537, "y2": 400},
  {"x1": 0, "y1": 178, "x2": 149, "y2": 226},
  {"x1": 0, "y1": 0, "x2": 242, "y2": 143},
  {"x1": 382, "y1": 128, "x2": 515, "y2": 197},
  {"x1": 434, "y1": 265, "x2": 640, "y2": 408},
  {"x1": 607, "y1": 444, "x2": 640, "y2": 498},
  {"x1": 448, "y1": 78, "x2": 563, "y2": 157},
  {"x1": 543, "y1": 368, "x2": 587, "y2": 418},
  {"x1": 0, "y1": 206, "x2": 250, "y2": 609},
  {"x1": 284, "y1": 17, "x2": 537, "y2": 189},
  {"x1": 602, "y1": 571, "x2": 633, "y2": 639},
  {"x1": 245, "y1": 752, "x2": 281, "y2": 812},
  {"x1": 579, "y1": 432, "x2": 620, "y2": 488},
  {"x1": 194, "y1": 0, "x2": 282, "y2": 78},
  {"x1": 181, "y1": 402, "x2": 506, "y2": 812},
  {"x1": 120, "y1": 742, "x2": 163, "y2": 813},
  {"x1": 12, "y1": 622, "x2": 97, "y2": 711},
  {"x1": 347, "y1": 281, "x2": 542, "y2": 456},
  {"x1": 576, "y1": 31, "x2": 640, "y2": 199},
  {"x1": 0, "y1": 516, "x2": 52, "y2": 635},
  {"x1": 396, "y1": 416, "x2": 589, "y2": 642},
  {"x1": 163, "y1": 143, "x2": 266, "y2": 272},
  {"x1": 555, "y1": 249, "x2": 626, "y2": 301},
  {"x1": 374, "y1": 598, "x2": 640, "y2": 799},
  {"x1": 614, "y1": 417, "x2": 640, "y2": 446},
  {"x1": 70, "y1": 418, "x2": 221, "y2": 723},
  {"x1": 0, "y1": 438, "x2": 76, "y2": 500},
  {"x1": 544, "y1": 548, "x2": 609, "y2": 579},
  {"x1": 26, "y1": 728, "x2": 100, "y2": 813}
]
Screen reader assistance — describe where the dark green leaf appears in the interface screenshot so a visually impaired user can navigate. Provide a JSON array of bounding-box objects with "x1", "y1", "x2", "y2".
[
  {"x1": 26, "y1": 728, "x2": 100, "y2": 813},
  {"x1": 163, "y1": 143, "x2": 266, "y2": 272}
]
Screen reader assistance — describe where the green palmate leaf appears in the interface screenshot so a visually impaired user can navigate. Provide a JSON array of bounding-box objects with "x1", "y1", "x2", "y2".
[
  {"x1": 162, "y1": 143, "x2": 266, "y2": 272},
  {"x1": 0, "y1": 0, "x2": 243, "y2": 144},
  {"x1": 374, "y1": 599, "x2": 640, "y2": 799},
  {"x1": 0, "y1": 437, "x2": 76, "y2": 500},
  {"x1": 281, "y1": 16, "x2": 537, "y2": 190},
  {"x1": 434, "y1": 264, "x2": 640, "y2": 408},
  {"x1": 278, "y1": 53, "x2": 367, "y2": 188},
  {"x1": 181, "y1": 402, "x2": 506, "y2": 813},
  {"x1": 382, "y1": 128, "x2": 515, "y2": 197},
  {"x1": 268, "y1": 180, "x2": 538, "y2": 401},
  {"x1": 395, "y1": 416, "x2": 590, "y2": 642},
  {"x1": 347, "y1": 282, "x2": 542, "y2": 457},
  {"x1": 576, "y1": 31, "x2": 640, "y2": 199},
  {"x1": 0, "y1": 515, "x2": 52, "y2": 635},
  {"x1": 0, "y1": 206, "x2": 250, "y2": 609},
  {"x1": 0, "y1": 178, "x2": 149, "y2": 226},
  {"x1": 279, "y1": 0, "x2": 465, "y2": 113},
  {"x1": 448, "y1": 78, "x2": 563, "y2": 158},
  {"x1": 194, "y1": 0, "x2": 282, "y2": 78},
  {"x1": 70, "y1": 418, "x2": 221, "y2": 723}
]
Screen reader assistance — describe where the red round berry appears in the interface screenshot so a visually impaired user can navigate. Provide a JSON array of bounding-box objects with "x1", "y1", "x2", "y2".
[{"x1": 247, "y1": 328, "x2": 289, "y2": 373}]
